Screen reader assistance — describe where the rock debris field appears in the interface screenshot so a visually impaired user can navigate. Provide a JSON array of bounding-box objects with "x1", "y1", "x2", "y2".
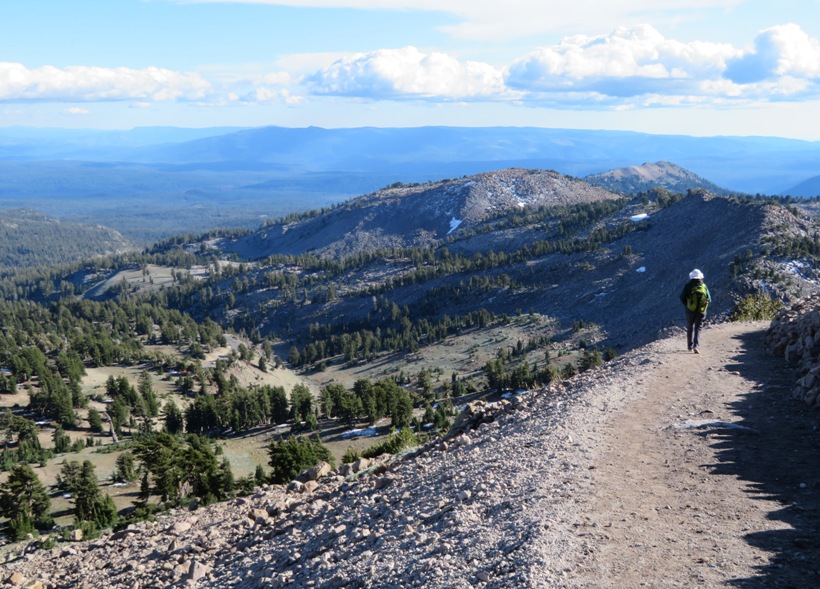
[{"x1": 4, "y1": 320, "x2": 820, "y2": 588}]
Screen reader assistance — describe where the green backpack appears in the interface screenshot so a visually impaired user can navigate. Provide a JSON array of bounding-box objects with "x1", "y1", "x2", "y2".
[{"x1": 686, "y1": 282, "x2": 709, "y2": 313}]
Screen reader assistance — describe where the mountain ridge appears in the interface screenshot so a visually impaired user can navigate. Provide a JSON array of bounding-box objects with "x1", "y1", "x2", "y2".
[
  {"x1": 220, "y1": 168, "x2": 620, "y2": 259},
  {"x1": 3, "y1": 125, "x2": 820, "y2": 195},
  {"x1": 585, "y1": 160, "x2": 735, "y2": 196}
]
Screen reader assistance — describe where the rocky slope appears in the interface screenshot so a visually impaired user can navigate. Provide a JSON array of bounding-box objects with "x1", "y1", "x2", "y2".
[
  {"x1": 219, "y1": 168, "x2": 620, "y2": 259},
  {"x1": 585, "y1": 161, "x2": 733, "y2": 196},
  {"x1": 765, "y1": 294, "x2": 820, "y2": 408},
  {"x1": 5, "y1": 318, "x2": 820, "y2": 588},
  {"x1": 255, "y1": 190, "x2": 819, "y2": 352}
]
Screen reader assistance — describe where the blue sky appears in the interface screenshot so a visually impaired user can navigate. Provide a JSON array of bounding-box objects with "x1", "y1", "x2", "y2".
[{"x1": 3, "y1": 0, "x2": 820, "y2": 138}]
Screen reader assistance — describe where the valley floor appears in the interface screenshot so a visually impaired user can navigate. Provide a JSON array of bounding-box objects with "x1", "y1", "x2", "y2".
[{"x1": 4, "y1": 321, "x2": 820, "y2": 588}]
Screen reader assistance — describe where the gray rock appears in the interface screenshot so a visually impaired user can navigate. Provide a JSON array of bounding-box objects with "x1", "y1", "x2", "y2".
[{"x1": 306, "y1": 461, "x2": 332, "y2": 481}]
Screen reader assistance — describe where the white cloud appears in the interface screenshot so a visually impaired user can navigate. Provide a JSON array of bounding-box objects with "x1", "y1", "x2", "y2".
[
  {"x1": 245, "y1": 87, "x2": 304, "y2": 104},
  {"x1": 64, "y1": 107, "x2": 90, "y2": 116},
  {"x1": 6, "y1": 18, "x2": 820, "y2": 112},
  {"x1": 0, "y1": 62, "x2": 210, "y2": 102},
  {"x1": 505, "y1": 24, "x2": 737, "y2": 97},
  {"x1": 295, "y1": 23, "x2": 820, "y2": 108},
  {"x1": 306, "y1": 46, "x2": 507, "y2": 99},
  {"x1": 725, "y1": 23, "x2": 820, "y2": 84}
]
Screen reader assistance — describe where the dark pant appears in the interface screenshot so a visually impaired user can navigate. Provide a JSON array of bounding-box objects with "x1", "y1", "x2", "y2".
[{"x1": 686, "y1": 310, "x2": 705, "y2": 349}]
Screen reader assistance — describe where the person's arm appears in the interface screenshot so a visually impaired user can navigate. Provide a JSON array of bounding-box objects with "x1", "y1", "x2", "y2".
[{"x1": 680, "y1": 283, "x2": 690, "y2": 305}]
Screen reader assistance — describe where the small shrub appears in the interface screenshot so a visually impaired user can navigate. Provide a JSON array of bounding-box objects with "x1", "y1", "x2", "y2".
[
  {"x1": 729, "y1": 293, "x2": 783, "y2": 321},
  {"x1": 235, "y1": 475, "x2": 256, "y2": 497},
  {"x1": 362, "y1": 428, "x2": 418, "y2": 459},
  {"x1": 578, "y1": 348, "x2": 602, "y2": 372},
  {"x1": 342, "y1": 448, "x2": 361, "y2": 464},
  {"x1": 267, "y1": 435, "x2": 334, "y2": 485}
]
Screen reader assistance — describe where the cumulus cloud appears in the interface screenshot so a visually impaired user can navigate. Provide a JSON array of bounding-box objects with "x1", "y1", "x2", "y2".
[
  {"x1": 5, "y1": 19, "x2": 820, "y2": 111},
  {"x1": 295, "y1": 23, "x2": 820, "y2": 108},
  {"x1": 0, "y1": 62, "x2": 210, "y2": 102},
  {"x1": 306, "y1": 46, "x2": 507, "y2": 100},
  {"x1": 725, "y1": 23, "x2": 820, "y2": 84},
  {"x1": 499, "y1": 23, "x2": 820, "y2": 107},
  {"x1": 505, "y1": 24, "x2": 737, "y2": 98}
]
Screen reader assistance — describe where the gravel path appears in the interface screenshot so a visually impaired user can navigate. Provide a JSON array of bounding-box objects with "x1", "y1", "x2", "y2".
[{"x1": 4, "y1": 321, "x2": 820, "y2": 589}]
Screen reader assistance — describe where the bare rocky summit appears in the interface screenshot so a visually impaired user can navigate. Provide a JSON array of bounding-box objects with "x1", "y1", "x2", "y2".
[{"x1": 585, "y1": 161, "x2": 733, "y2": 196}]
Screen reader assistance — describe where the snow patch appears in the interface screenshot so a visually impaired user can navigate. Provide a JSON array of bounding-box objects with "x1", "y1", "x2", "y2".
[
  {"x1": 502, "y1": 390, "x2": 531, "y2": 399},
  {"x1": 782, "y1": 259, "x2": 820, "y2": 286},
  {"x1": 636, "y1": 266, "x2": 646, "y2": 273},
  {"x1": 630, "y1": 213, "x2": 649, "y2": 222},
  {"x1": 340, "y1": 427, "x2": 379, "y2": 439},
  {"x1": 447, "y1": 217, "x2": 462, "y2": 235}
]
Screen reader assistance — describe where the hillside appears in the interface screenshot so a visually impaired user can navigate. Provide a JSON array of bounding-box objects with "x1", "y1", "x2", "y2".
[
  {"x1": 220, "y1": 168, "x2": 621, "y2": 258},
  {"x1": 192, "y1": 179, "x2": 820, "y2": 354},
  {"x1": 584, "y1": 161, "x2": 734, "y2": 196},
  {"x1": 784, "y1": 175, "x2": 820, "y2": 198},
  {"x1": 6, "y1": 319, "x2": 819, "y2": 588},
  {"x1": 0, "y1": 209, "x2": 133, "y2": 269}
]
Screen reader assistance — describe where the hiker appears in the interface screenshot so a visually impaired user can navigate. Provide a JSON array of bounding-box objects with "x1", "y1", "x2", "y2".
[{"x1": 680, "y1": 269, "x2": 711, "y2": 354}]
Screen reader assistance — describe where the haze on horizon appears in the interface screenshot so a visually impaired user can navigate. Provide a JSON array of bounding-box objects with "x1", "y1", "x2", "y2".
[{"x1": 3, "y1": 0, "x2": 820, "y2": 140}]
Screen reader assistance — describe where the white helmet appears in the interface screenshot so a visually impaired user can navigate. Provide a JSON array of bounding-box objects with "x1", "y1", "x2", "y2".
[{"x1": 689, "y1": 269, "x2": 704, "y2": 280}]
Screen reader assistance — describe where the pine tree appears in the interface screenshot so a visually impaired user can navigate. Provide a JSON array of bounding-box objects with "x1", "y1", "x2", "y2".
[
  {"x1": 0, "y1": 464, "x2": 53, "y2": 540},
  {"x1": 87, "y1": 407, "x2": 104, "y2": 433},
  {"x1": 113, "y1": 452, "x2": 138, "y2": 483},
  {"x1": 162, "y1": 401, "x2": 184, "y2": 435},
  {"x1": 73, "y1": 460, "x2": 117, "y2": 530},
  {"x1": 52, "y1": 425, "x2": 71, "y2": 453}
]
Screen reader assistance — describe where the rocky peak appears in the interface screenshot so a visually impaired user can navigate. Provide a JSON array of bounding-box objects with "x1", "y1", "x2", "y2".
[{"x1": 585, "y1": 161, "x2": 733, "y2": 196}]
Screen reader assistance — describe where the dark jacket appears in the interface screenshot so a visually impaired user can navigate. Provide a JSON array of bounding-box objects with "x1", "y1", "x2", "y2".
[{"x1": 680, "y1": 279, "x2": 712, "y2": 312}]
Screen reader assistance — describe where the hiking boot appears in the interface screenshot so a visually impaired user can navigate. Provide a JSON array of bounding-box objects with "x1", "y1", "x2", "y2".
[{"x1": 693, "y1": 348, "x2": 699, "y2": 354}]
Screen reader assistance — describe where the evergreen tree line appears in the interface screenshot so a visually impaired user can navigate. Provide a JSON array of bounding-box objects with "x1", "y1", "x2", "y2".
[
  {"x1": 289, "y1": 307, "x2": 500, "y2": 368},
  {"x1": 483, "y1": 344, "x2": 608, "y2": 393}
]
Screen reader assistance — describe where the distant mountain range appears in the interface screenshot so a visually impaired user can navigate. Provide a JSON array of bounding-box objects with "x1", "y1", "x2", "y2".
[
  {"x1": 0, "y1": 125, "x2": 818, "y2": 246},
  {"x1": 784, "y1": 175, "x2": 820, "y2": 197},
  {"x1": 2, "y1": 125, "x2": 820, "y2": 196}
]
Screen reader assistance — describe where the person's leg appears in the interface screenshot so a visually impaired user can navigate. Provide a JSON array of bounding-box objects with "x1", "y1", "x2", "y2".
[
  {"x1": 686, "y1": 311, "x2": 695, "y2": 350},
  {"x1": 692, "y1": 313, "x2": 704, "y2": 352}
]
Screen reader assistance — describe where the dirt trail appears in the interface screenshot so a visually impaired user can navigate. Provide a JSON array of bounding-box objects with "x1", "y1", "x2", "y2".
[{"x1": 572, "y1": 321, "x2": 820, "y2": 588}]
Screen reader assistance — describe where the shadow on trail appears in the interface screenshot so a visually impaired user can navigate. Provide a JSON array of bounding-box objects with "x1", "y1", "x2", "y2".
[{"x1": 700, "y1": 328, "x2": 820, "y2": 588}]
